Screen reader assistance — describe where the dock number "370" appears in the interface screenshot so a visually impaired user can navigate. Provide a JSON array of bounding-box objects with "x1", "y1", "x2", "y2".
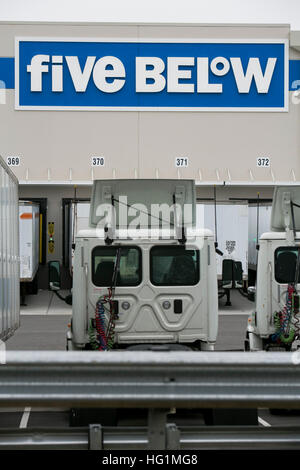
[{"x1": 91, "y1": 157, "x2": 105, "y2": 167}]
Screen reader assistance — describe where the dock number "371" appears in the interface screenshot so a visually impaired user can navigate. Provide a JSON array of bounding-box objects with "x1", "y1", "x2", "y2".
[{"x1": 175, "y1": 158, "x2": 189, "y2": 168}]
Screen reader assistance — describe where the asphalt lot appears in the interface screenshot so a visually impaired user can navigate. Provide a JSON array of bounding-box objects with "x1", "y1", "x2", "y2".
[{"x1": 5, "y1": 311, "x2": 248, "y2": 351}]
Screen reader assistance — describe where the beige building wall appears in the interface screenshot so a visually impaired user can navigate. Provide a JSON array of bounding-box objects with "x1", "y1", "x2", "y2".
[
  {"x1": 0, "y1": 22, "x2": 297, "y2": 185},
  {"x1": 0, "y1": 22, "x2": 297, "y2": 274}
]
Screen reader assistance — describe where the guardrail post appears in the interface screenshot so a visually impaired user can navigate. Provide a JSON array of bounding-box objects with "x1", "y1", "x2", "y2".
[
  {"x1": 166, "y1": 423, "x2": 180, "y2": 450},
  {"x1": 89, "y1": 424, "x2": 103, "y2": 450},
  {"x1": 148, "y1": 408, "x2": 169, "y2": 449},
  {"x1": 148, "y1": 409, "x2": 180, "y2": 449}
]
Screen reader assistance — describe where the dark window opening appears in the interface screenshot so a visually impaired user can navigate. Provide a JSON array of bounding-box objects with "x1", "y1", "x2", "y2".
[
  {"x1": 150, "y1": 246, "x2": 200, "y2": 286},
  {"x1": 92, "y1": 246, "x2": 142, "y2": 287},
  {"x1": 274, "y1": 246, "x2": 300, "y2": 284}
]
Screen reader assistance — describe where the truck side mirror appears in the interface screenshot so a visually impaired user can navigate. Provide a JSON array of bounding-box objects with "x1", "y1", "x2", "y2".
[
  {"x1": 48, "y1": 261, "x2": 61, "y2": 291},
  {"x1": 247, "y1": 286, "x2": 256, "y2": 302}
]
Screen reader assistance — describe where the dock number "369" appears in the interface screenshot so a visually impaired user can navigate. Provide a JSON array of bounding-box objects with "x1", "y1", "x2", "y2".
[{"x1": 6, "y1": 157, "x2": 20, "y2": 166}]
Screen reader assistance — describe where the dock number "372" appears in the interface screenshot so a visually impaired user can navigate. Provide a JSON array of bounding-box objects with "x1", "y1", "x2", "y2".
[{"x1": 257, "y1": 157, "x2": 270, "y2": 168}]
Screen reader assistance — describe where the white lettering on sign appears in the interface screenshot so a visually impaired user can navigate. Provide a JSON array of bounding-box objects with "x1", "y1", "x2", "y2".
[
  {"x1": 135, "y1": 57, "x2": 166, "y2": 93},
  {"x1": 52, "y1": 56, "x2": 63, "y2": 92},
  {"x1": 230, "y1": 57, "x2": 277, "y2": 93},
  {"x1": 65, "y1": 56, "x2": 96, "y2": 92},
  {"x1": 210, "y1": 57, "x2": 230, "y2": 76},
  {"x1": 27, "y1": 55, "x2": 49, "y2": 92},
  {"x1": 167, "y1": 57, "x2": 195, "y2": 93},
  {"x1": 6, "y1": 156, "x2": 21, "y2": 166},
  {"x1": 197, "y1": 57, "x2": 223, "y2": 93},
  {"x1": 26, "y1": 54, "x2": 277, "y2": 95},
  {"x1": 257, "y1": 157, "x2": 270, "y2": 167},
  {"x1": 92, "y1": 56, "x2": 126, "y2": 93}
]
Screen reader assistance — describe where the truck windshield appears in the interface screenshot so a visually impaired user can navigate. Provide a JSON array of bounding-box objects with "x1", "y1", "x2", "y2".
[
  {"x1": 150, "y1": 246, "x2": 200, "y2": 286},
  {"x1": 92, "y1": 246, "x2": 142, "y2": 287},
  {"x1": 275, "y1": 247, "x2": 300, "y2": 284}
]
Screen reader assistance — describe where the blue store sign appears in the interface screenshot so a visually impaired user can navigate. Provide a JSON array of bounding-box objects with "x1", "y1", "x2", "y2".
[{"x1": 14, "y1": 38, "x2": 288, "y2": 111}]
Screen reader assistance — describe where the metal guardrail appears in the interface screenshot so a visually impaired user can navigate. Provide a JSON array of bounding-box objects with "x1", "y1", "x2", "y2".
[
  {"x1": 2, "y1": 350, "x2": 300, "y2": 408},
  {"x1": 1, "y1": 350, "x2": 300, "y2": 449},
  {"x1": 0, "y1": 425, "x2": 300, "y2": 450}
]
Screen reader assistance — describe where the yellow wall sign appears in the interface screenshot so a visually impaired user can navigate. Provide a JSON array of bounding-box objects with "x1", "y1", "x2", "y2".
[
  {"x1": 48, "y1": 240, "x2": 55, "y2": 254},
  {"x1": 48, "y1": 222, "x2": 55, "y2": 253},
  {"x1": 48, "y1": 222, "x2": 54, "y2": 236}
]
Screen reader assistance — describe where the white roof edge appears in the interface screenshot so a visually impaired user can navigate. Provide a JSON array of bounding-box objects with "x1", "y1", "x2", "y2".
[
  {"x1": 0, "y1": 21, "x2": 291, "y2": 27},
  {"x1": 19, "y1": 180, "x2": 93, "y2": 186},
  {"x1": 18, "y1": 180, "x2": 297, "y2": 188}
]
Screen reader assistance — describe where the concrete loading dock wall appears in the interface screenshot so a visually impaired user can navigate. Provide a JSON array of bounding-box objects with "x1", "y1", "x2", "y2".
[{"x1": 18, "y1": 183, "x2": 275, "y2": 288}]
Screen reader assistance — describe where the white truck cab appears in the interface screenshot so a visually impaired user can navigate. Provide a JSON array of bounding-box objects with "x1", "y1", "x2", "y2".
[
  {"x1": 54, "y1": 179, "x2": 218, "y2": 351},
  {"x1": 246, "y1": 186, "x2": 300, "y2": 351}
]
